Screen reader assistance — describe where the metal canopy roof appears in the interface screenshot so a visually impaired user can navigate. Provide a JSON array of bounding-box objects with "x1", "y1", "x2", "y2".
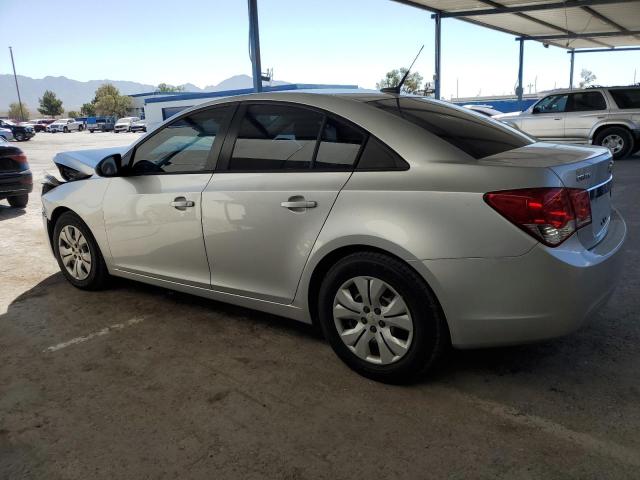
[{"x1": 394, "y1": 0, "x2": 640, "y2": 49}]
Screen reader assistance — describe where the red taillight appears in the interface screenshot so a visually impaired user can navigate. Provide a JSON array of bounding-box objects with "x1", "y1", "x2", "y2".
[
  {"x1": 484, "y1": 187, "x2": 592, "y2": 247},
  {"x1": 9, "y1": 153, "x2": 28, "y2": 166}
]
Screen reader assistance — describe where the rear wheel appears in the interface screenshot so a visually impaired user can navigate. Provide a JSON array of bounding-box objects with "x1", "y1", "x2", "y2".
[
  {"x1": 8, "y1": 194, "x2": 28, "y2": 208},
  {"x1": 594, "y1": 127, "x2": 634, "y2": 159},
  {"x1": 14, "y1": 132, "x2": 25, "y2": 141},
  {"x1": 63, "y1": 127, "x2": 69, "y2": 133},
  {"x1": 53, "y1": 212, "x2": 110, "y2": 290},
  {"x1": 318, "y1": 251, "x2": 449, "y2": 383}
]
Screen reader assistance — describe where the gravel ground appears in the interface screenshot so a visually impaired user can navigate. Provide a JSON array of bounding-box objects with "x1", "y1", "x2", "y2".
[{"x1": 1, "y1": 131, "x2": 639, "y2": 479}]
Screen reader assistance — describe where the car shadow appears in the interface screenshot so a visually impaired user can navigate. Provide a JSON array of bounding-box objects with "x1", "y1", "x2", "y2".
[{"x1": 0, "y1": 204, "x2": 26, "y2": 221}]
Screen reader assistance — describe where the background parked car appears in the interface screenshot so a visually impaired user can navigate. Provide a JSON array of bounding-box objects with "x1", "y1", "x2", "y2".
[
  {"x1": 47, "y1": 118, "x2": 81, "y2": 133},
  {"x1": 494, "y1": 85, "x2": 640, "y2": 159},
  {"x1": 0, "y1": 137, "x2": 32, "y2": 208},
  {"x1": 0, "y1": 127, "x2": 15, "y2": 141},
  {"x1": 463, "y1": 104, "x2": 503, "y2": 117},
  {"x1": 129, "y1": 119, "x2": 147, "y2": 132},
  {"x1": 113, "y1": 116, "x2": 140, "y2": 133},
  {"x1": 24, "y1": 119, "x2": 55, "y2": 132},
  {"x1": 87, "y1": 116, "x2": 115, "y2": 132},
  {"x1": 0, "y1": 119, "x2": 35, "y2": 141}
]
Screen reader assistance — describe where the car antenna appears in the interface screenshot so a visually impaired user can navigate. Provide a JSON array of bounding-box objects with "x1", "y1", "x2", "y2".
[{"x1": 381, "y1": 45, "x2": 424, "y2": 94}]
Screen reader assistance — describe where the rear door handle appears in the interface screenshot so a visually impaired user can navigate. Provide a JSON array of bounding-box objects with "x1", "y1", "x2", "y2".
[
  {"x1": 170, "y1": 196, "x2": 195, "y2": 209},
  {"x1": 280, "y1": 200, "x2": 317, "y2": 209}
]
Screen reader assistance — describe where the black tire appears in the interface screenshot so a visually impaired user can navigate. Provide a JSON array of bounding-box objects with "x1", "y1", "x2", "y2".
[
  {"x1": 63, "y1": 127, "x2": 69, "y2": 133},
  {"x1": 594, "y1": 127, "x2": 634, "y2": 160},
  {"x1": 89, "y1": 129, "x2": 94, "y2": 133},
  {"x1": 53, "y1": 211, "x2": 110, "y2": 290},
  {"x1": 8, "y1": 194, "x2": 28, "y2": 208},
  {"x1": 317, "y1": 251, "x2": 449, "y2": 384},
  {"x1": 630, "y1": 141, "x2": 640, "y2": 156},
  {"x1": 15, "y1": 132, "x2": 25, "y2": 141}
]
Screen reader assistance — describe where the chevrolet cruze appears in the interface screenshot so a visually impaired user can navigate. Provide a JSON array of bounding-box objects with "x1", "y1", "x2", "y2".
[{"x1": 41, "y1": 92, "x2": 626, "y2": 382}]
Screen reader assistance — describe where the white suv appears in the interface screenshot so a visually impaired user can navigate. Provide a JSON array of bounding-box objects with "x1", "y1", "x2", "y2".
[
  {"x1": 47, "y1": 118, "x2": 82, "y2": 133},
  {"x1": 495, "y1": 86, "x2": 640, "y2": 159},
  {"x1": 113, "y1": 117, "x2": 140, "y2": 133}
]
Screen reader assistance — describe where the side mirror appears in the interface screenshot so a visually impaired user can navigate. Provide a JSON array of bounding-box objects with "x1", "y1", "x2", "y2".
[
  {"x1": 96, "y1": 154, "x2": 123, "y2": 177},
  {"x1": 532, "y1": 106, "x2": 541, "y2": 114}
]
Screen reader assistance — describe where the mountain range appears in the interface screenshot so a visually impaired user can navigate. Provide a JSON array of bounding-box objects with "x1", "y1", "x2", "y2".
[{"x1": 0, "y1": 74, "x2": 289, "y2": 114}]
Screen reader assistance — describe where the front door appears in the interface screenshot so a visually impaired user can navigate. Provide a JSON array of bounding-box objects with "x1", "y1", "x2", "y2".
[
  {"x1": 202, "y1": 102, "x2": 366, "y2": 303},
  {"x1": 103, "y1": 105, "x2": 233, "y2": 288},
  {"x1": 523, "y1": 93, "x2": 568, "y2": 141}
]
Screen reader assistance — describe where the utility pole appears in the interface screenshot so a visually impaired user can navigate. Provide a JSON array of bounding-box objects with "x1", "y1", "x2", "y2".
[
  {"x1": 247, "y1": 0, "x2": 263, "y2": 93},
  {"x1": 9, "y1": 47, "x2": 26, "y2": 121}
]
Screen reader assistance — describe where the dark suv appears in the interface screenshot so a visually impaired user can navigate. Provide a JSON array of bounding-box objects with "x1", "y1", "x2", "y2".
[{"x1": 0, "y1": 119, "x2": 35, "y2": 142}]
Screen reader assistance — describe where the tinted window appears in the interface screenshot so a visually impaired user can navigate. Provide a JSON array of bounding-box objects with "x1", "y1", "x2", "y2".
[
  {"x1": 130, "y1": 107, "x2": 229, "y2": 174},
  {"x1": 315, "y1": 117, "x2": 365, "y2": 170},
  {"x1": 229, "y1": 104, "x2": 323, "y2": 171},
  {"x1": 533, "y1": 94, "x2": 568, "y2": 113},
  {"x1": 568, "y1": 92, "x2": 606, "y2": 111},
  {"x1": 369, "y1": 98, "x2": 532, "y2": 159},
  {"x1": 609, "y1": 88, "x2": 640, "y2": 109},
  {"x1": 357, "y1": 136, "x2": 409, "y2": 170}
]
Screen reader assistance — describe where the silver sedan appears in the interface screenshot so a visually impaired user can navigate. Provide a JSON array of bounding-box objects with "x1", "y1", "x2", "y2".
[{"x1": 41, "y1": 92, "x2": 626, "y2": 383}]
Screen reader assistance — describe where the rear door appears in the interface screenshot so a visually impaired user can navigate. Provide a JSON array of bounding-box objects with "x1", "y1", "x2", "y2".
[
  {"x1": 103, "y1": 105, "x2": 234, "y2": 287},
  {"x1": 523, "y1": 94, "x2": 568, "y2": 140},
  {"x1": 201, "y1": 102, "x2": 366, "y2": 303},
  {"x1": 564, "y1": 91, "x2": 609, "y2": 142}
]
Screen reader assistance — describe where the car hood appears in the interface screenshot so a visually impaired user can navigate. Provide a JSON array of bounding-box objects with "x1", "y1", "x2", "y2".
[{"x1": 53, "y1": 146, "x2": 128, "y2": 176}]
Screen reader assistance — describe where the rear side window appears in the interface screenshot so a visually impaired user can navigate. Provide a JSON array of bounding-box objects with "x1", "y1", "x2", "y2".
[
  {"x1": 568, "y1": 92, "x2": 607, "y2": 111},
  {"x1": 369, "y1": 98, "x2": 532, "y2": 159},
  {"x1": 357, "y1": 136, "x2": 408, "y2": 170},
  {"x1": 315, "y1": 117, "x2": 365, "y2": 170},
  {"x1": 229, "y1": 104, "x2": 323, "y2": 171},
  {"x1": 609, "y1": 89, "x2": 640, "y2": 109}
]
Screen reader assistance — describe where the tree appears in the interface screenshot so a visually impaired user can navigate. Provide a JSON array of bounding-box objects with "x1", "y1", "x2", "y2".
[
  {"x1": 81, "y1": 102, "x2": 96, "y2": 116},
  {"x1": 8, "y1": 102, "x2": 29, "y2": 121},
  {"x1": 38, "y1": 90, "x2": 64, "y2": 117},
  {"x1": 579, "y1": 69, "x2": 597, "y2": 88},
  {"x1": 92, "y1": 83, "x2": 133, "y2": 118},
  {"x1": 67, "y1": 110, "x2": 80, "y2": 118},
  {"x1": 376, "y1": 68, "x2": 424, "y2": 94},
  {"x1": 156, "y1": 83, "x2": 185, "y2": 93}
]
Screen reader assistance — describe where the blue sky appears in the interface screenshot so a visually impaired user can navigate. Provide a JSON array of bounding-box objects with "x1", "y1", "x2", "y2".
[{"x1": 1, "y1": 0, "x2": 638, "y2": 99}]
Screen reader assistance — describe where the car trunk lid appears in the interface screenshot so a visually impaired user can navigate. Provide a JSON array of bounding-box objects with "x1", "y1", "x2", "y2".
[{"x1": 481, "y1": 142, "x2": 613, "y2": 249}]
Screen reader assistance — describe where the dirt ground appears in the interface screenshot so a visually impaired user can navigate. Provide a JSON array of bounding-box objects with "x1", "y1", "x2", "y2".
[{"x1": 1, "y1": 131, "x2": 639, "y2": 479}]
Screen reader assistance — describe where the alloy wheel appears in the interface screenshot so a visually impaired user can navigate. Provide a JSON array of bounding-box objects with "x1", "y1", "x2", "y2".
[
  {"x1": 58, "y1": 225, "x2": 92, "y2": 280},
  {"x1": 601, "y1": 134, "x2": 624, "y2": 155},
  {"x1": 333, "y1": 276, "x2": 414, "y2": 365}
]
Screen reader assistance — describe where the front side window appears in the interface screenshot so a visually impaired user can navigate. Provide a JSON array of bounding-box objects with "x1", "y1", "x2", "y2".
[
  {"x1": 533, "y1": 94, "x2": 568, "y2": 114},
  {"x1": 609, "y1": 88, "x2": 640, "y2": 109},
  {"x1": 369, "y1": 98, "x2": 532, "y2": 159},
  {"x1": 229, "y1": 104, "x2": 323, "y2": 171},
  {"x1": 130, "y1": 106, "x2": 230, "y2": 175},
  {"x1": 568, "y1": 92, "x2": 607, "y2": 112}
]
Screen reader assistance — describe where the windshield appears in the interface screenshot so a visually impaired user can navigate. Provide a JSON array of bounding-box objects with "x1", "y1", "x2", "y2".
[{"x1": 368, "y1": 97, "x2": 533, "y2": 159}]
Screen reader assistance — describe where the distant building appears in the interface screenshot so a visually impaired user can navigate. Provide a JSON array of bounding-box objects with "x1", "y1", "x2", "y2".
[{"x1": 127, "y1": 91, "x2": 190, "y2": 119}]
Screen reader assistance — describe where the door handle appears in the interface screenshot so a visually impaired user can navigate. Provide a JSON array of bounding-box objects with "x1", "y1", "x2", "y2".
[
  {"x1": 553, "y1": 118, "x2": 562, "y2": 121},
  {"x1": 280, "y1": 200, "x2": 317, "y2": 209},
  {"x1": 170, "y1": 197, "x2": 195, "y2": 209}
]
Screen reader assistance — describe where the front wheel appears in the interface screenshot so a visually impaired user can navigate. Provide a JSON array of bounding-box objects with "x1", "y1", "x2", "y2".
[
  {"x1": 53, "y1": 212, "x2": 110, "y2": 290},
  {"x1": 594, "y1": 127, "x2": 634, "y2": 160},
  {"x1": 318, "y1": 252, "x2": 449, "y2": 383},
  {"x1": 63, "y1": 127, "x2": 69, "y2": 133},
  {"x1": 8, "y1": 194, "x2": 28, "y2": 208},
  {"x1": 14, "y1": 132, "x2": 25, "y2": 141}
]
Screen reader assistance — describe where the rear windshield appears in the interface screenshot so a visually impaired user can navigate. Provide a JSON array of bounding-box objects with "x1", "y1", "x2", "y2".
[
  {"x1": 609, "y1": 88, "x2": 640, "y2": 109},
  {"x1": 368, "y1": 97, "x2": 533, "y2": 159}
]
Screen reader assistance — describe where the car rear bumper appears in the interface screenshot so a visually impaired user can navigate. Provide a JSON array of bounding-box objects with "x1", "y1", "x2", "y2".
[
  {"x1": 0, "y1": 170, "x2": 33, "y2": 198},
  {"x1": 422, "y1": 208, "x2": 627, "y2": 348}
]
